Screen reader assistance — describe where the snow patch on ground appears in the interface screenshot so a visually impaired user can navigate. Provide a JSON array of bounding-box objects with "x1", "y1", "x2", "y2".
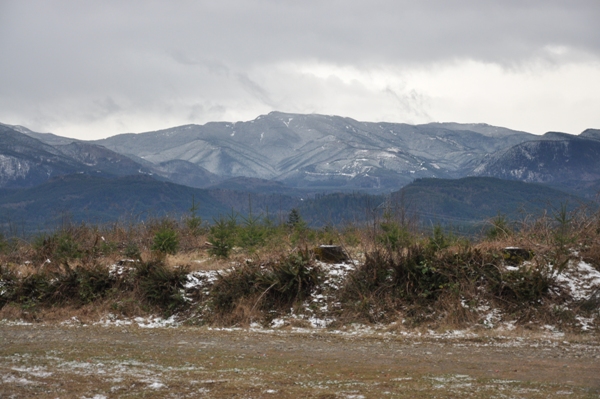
[
  {"x1": 2, "y1": 374, "x2": 38, "y2": 385},
  {"x1": 108, "y1": 260, "x2": 137, "y2": 277},
  {"x1": 0, "y1": 320, "x2": 33, "y2": 326},
  {"x1": 264, "y1": 261, "x2": 356, "y2": 329},
  {"x1": 185, "y1": 270, "x2": 220, "y2": 301},
  {"x1": 147, "y1": 381, "x2": 166, "y2": 389},
  {"x1": 95, "y1": 314, "x2": 179, "y2": 328},
  {"x1": 576, "y1": 316, "x2": 595, "y2": 331},
  {"x1": 11, "y1": 366, "x2": 53, "y2": 378},
  {"x1": 135, "y1": 315, "x2": 179, "y2": 328},
  {"x1": 1, "y1": 351, "x2": 207, "y2": 397},
  {"x1": 185, "y1": 270, "x2": 219, "y2": 289},
  {"x1": 555, "y1": 261, "x2": 600, "y2": 301}
]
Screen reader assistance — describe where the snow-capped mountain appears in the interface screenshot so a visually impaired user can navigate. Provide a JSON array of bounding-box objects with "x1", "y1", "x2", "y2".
[
  {"x1": 3, "y1": 112, "x2": 599, "y2": 194},
  {"x1": 91, "y1": 111, "x2": 536, "y2": 191}
]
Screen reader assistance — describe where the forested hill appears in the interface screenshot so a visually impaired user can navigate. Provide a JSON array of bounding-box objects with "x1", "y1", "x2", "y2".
[{"x1": 0, "y1": 174, "x2": 588, "y2": 234}]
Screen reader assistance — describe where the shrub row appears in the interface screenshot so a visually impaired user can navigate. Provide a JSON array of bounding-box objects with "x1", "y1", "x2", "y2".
[
  {"x1": 0, "y1": 261, "x2": 187, "y2": 315},
  {"x1": 341, "y1": 243, "x2": 557, "y2": 325},
  {"x1": 0, "y1": 203, "x2": 599, "y2": 328},
  {"x1": 210, "y1": 251, "x2": 321, "y2": 314}
]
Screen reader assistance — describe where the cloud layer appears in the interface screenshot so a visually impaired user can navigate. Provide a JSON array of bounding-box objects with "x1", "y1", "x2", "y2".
[{"x1": 1, "y1": 0, "x2": 599, "y2": 139}]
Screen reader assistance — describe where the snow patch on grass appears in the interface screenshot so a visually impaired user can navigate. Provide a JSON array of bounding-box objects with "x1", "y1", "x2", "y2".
[
  {"x1": 11, "y1": 366, "x2": 52, "y2": 378},
  {"x1": 0, "y1": 319, "x2": 33, "y2": 326},
  {"x1": 95, "y1": 314, "x2": 179, "y2": 328},
  {"x1": 2, "y1": 374, "x2": 38, "y2": 385},
  {"x1": 134, "y1": 315, "x2": 179, "y2": 328},
  {"x1": 555, "y1": 261, "x2": 600, "y2": 301},
  {"x1": 147, "y1": 381, "x2": 166, "y2": 389}
]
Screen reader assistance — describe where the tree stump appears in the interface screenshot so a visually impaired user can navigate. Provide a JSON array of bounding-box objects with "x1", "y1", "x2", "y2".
[
  {"x1": 502, "y1": 247, "x2": 534, "y2": 266},
  {"x1": 313, "y1": 245, "x2": 349, "y2": 263}
]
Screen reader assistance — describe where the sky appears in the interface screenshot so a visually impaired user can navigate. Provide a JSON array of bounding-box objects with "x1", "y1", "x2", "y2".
[{"x1": 0, "y1": 0, "x2": 599, "y2": 140}]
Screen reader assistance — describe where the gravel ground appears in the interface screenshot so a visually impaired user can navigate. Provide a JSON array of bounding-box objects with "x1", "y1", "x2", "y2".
[{"x1": 1, "y1": 323, "x2": 599, "y2": 398}]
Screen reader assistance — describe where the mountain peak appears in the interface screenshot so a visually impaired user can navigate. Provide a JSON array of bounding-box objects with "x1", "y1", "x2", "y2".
[
  {"x1": 541, "y1": 131, "x2": 575, "y2": 140},
  {"x1": 580, "y1": 128, "x2": 600, "y2": 140}
]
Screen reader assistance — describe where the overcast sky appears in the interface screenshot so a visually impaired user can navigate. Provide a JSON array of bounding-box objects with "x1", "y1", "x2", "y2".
[{"x1": 1, "y1": 1, "x2": 599, "y2": 140}]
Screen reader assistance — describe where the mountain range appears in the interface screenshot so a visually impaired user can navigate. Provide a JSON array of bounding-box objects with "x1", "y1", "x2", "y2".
[
  {"x1": 5, "y1": 112, "x2": 599, "y2": 194},
  {"x1": 91, "y1": 112, "x2": 539, "y2": 191},
  {"x1": 0, "y1": 113, "x2": 598, "y2": 231}
]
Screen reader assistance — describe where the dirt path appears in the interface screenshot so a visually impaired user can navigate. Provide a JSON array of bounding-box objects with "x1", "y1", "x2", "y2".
[{"x1": 1, "y1": 324, "x2": 599, "y2": 398}]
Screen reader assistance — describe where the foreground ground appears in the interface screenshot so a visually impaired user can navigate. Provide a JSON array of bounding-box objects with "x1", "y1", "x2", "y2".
[{"x1": 1, "y1": 323, "x2": 599, "y2": 398}]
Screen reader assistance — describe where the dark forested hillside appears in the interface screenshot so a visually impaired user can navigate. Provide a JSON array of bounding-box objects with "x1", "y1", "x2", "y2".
[
  {"x1": 0, "y1": 174, "x2": 588, "y2": 234},
  {"x1": 394, "y1": 177, "x2": 585, "y2": 222},
  {"x1": 0, "y1": 174, "x2": 229, "y2": 232}
]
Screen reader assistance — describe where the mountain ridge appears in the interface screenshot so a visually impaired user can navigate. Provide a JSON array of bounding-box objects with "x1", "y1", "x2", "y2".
[
  {"x1": 90, "y1": 111, "x2": 541, "y2": 191},
  {"x1": 470, "y1": 134, "x2": 600, "y2": 193},
  {"x1": 2, "y1": 113, "x2": 599, "y2": 195}
]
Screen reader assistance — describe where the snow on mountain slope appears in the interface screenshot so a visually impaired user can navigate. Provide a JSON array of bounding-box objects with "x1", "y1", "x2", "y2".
[
  {"x1": 93, "y1": 112, "x2": 537, "y2": 190},
  {"x1": 471, "y1": 137, "x2": 600, "y2": 183}
]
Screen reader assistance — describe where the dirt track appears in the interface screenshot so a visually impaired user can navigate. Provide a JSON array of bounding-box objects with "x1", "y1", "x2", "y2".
[{"x1": 1, "y1": 323, "x2": 599, "y2": 398}]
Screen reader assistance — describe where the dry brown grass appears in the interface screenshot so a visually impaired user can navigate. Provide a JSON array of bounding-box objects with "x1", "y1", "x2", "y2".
[
  {"x1": 0, "y1": 291, "x2": 152, "y2": 323},
  {"x1": 0, "y1": 303, "x2": 25, "y2": 321},
  {"x1": 208, "y1": 296, "x2": 265, "y2": 327},
  {"x1": 165, "y1": 251, "x2": 266, "y2": 272},
  {"x1": 1, "y1": 206, "x2": 600, "y2": 333},
  {"x1": 435, "y1": 292, "x2": 480, "y2": 327}
]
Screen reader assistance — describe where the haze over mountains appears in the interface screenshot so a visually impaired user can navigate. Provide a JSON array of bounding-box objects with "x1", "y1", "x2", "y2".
[{"x1": 0, "y1": 112, "x2": 598, "y2": 230}]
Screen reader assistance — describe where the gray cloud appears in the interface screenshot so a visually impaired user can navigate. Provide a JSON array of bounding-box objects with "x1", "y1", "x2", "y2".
[
  {"x1": 0, "y1": 0, "x2": 598, "y2": 138},
  {"x1": 236, "y1": 73, "x2": 273, "y2": 107},
  {"x1": 384, "y1": 85, "x2": 431, "y2": 121}
]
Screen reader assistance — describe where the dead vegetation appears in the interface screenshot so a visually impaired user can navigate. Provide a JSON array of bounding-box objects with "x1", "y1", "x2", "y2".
[{"x1": 0, "y1": 204, "x2": 599, "y2": 333}]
